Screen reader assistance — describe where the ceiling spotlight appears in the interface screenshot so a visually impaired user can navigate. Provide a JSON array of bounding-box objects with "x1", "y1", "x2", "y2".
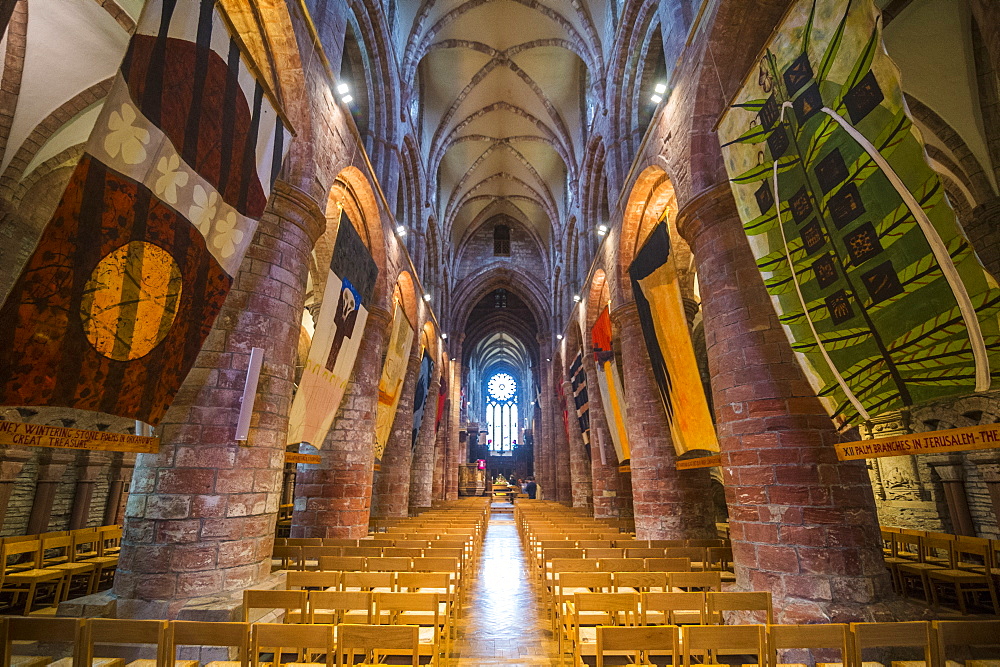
[
  {"x1": 341, "y1": 94, "x2": 354, "y2": 104},
  {"x1": 396, "y1": 224, "x2": 406, "y2": 236},
  {"x1": 654, "y1": 83, "x2": 667, "y2": 95},
  {"x1": 573, "y1": 294, "x2": 582, "y2": 303},
  {"x1": 423, "y1": 293, "x2": 432, "y2": 302},
  {"x1": 556, "y1": 334, "x2": 563, "y2": 340},
  {"x1": 336, "y1": 83, "x2": 350, "y2": 95},
  {"x1": 650, "y1": 93, "x2": 663, "y2": 104}
]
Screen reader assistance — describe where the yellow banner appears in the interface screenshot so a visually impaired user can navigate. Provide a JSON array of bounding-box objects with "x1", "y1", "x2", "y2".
[
  {"x1": 0, "y1": 420, "x2": 159, "y2": 453},
  {"x1": 836, "y1": 423, "x2": 1000, "y2": 460},
  {"x1": 285, "y1": 452, "x2": 321, "y2": 464},
  {"x1": 676, "y1": 454, "x2": 722, "y2": 470}
]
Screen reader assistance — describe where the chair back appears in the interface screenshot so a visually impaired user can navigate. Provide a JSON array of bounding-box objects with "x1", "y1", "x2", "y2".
[
  {"x1": 1, "y1": 617, "x2": 82, "y2": 667},
  {"x1": 596, "y1": 625, "x2": 677, "y2": 667},
  {"x1": 84, "y1": 618, "x2": 169, "y2": 666},
  {"x1": 852, "y1": 621, "x2": 934, "y2": 667},
  {"x1": 251, "y1": 622, "x2": 334, "y2": 667},
  {"x1": 681, "y1": 624, "x2": 765, "y2": 667},
  {"x1": 172, "y1": 620, "x2": 250, "y2": 667},
  {"x1": 598, "y1": 558, "x2": 645, "y2": 572},
  {"x1": 318, "y1": 556, "x2": 365, "y2": 572},
  {"x1": 342, "y1": 571, "x2": 395, "y2": 591},
  {"x1": 366, "y1": 556, "x2": 411, "y2": 572},
  {"x1": 642, "y1": 591, "x2": 706, "y2": 625},
  {"x1": 669, "y1": 571, "x2": 721, "y2": 591},
  {"x1": 243, "y1": 589, "x2": 307, "y2": 623},
  {"x1": 335, "y1": 623, "x2": 418, "y2": 667},
  {"x1": 646, "y1": 557, "x2": 691, "y2": 572},
  {"x1": 707, "y1": 591, "x2": 773, "y2": 624},
  {"x1": 934, "y1": 619, "x2": 1000, "y2": 664},
  {"x1": 286, "y1": 570, "x2": 340, "y2": 591},
  {"x1": 572, "y1": 592, "x2": 639, "y2": 626},
  {"x1": 614, "y1": 571, "x2": 667, "y2": 593},
  {"x1": 769, "y1": 623, "x2": 849, "y2": 666},
  {"x1": 308, "y1": 590, "x2": 373, "y2": 624}
]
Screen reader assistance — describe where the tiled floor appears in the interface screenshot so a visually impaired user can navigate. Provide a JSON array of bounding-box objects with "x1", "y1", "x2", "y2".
[{"x1": 450, "y1": 504, "x2": 559, "y2": 666}]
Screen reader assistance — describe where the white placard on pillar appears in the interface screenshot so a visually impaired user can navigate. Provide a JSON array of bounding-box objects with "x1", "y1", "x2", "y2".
[{"x1": 235, "y1": 347, "x2": 265, "y2": 441}]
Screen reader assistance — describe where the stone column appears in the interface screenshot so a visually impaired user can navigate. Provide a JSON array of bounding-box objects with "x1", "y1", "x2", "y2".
[
  {"x1": 0, "y1": 447, "x2": 32, "y2": 529},
  {"x1": 611, "y1": 302, "x2": 716, "y2": 540},
  {"x1": 581, "y1": 347, "x2": 620, "y2": 518},
  {"x1": 372, "y1": 325, "x2": 423, "y2": 518},
  {"x1": 562, "y1": 381, "x2": 593, "y2": 509},
  {"x1": 926, "y1": 457, "x2": 976, "y2": 536},
  {"x1": 103, "y1": 454, "x2": 135, "y2": 526},
  {"x1": 409, "y1": 366, "x2": 442, "y2": 513},
  {"x1": 445, "y1": 350, "x2": 462, "y2": 500},
  {"x1": 677, "y1": 184, "x2": 896, "y2": 623},
  {"x1": 550, "y1": 367, "x2": 572, "y2": 504},
  {"x1": 26, "y1": 451, "x2": 74, "y2": 535},
  {"x1": 291, "y1": 305, "x2": 392, "y2": 538},
  {"x1": 114, "y1": 182, "x2": 325, "y2": 617},
  {"x1": 69, "y1": 452, "x2": 110, "y2": 530},
  {"x1": 432, "y1": 397, "x2": 449, "y2": 502}
]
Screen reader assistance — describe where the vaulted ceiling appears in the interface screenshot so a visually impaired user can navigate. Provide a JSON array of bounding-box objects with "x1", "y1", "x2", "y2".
[{"x1": 399, "y1": 0, "x2": 606, "y2": 247}]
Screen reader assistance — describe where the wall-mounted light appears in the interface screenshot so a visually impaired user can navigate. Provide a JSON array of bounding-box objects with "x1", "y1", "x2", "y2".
[
  {"x1": 396, "y1": 224, "x2": 406, "y2": 236},
  {"x1": 556, "y1": 334, "x2": 563, "y2": 340},
  {"x1": 423, "y1": 293, "x2": 432, "y2": 302},
  {"x1": 651, "y1": 82, "x2": 667, "y2": 104},
  {"x1": 337, "y1": 83, "x2": 350, "y2": 95},
  {"x1": 573, "y1": 294, "x2": 582, "y2": 303},
  {"x1": 597, "y1": 224, "x2": 608, "y2": 237},
  {"x1": 442, "y1": 333, "x2": 448, "y2": 339},
  {"x1": 650, "y1": 94, "x2": 663, "y2": 104},
  {"x1": 546, "y1": 358, "x2": 551, "y2": 362}
]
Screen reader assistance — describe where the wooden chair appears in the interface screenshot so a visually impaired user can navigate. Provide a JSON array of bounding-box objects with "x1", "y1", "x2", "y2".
[
  {"x1": 769, "y1": 623, "x2": 850, "y2": 667},
  {"x1": 648, "y1": 540, "x2": 686, "y2": 548},
  {"x1": 641, "y1": 591, "x2": 706, "y2": 626},
  {"x1": 285, "y1": 539, "x2": 323, "y2": 547},
  {"x1": 170, "y1": 620, "x2": 250, "y2": 667},
  {"x1": 82, "y1": 618, "x2": 170, "y2": 667},
  {"x1": 669, "y1": 571, "x2": 721, "y2": 592},
  {"x1": 707, "y1": 590, "x2": 773, "y2": 625},
  {"x1": 334, "y1": 624, "x2": 419, "y2": 667},
  {"x1": 599, "y1": 558, "x2": 645, "y2": 572},
  {"x1": 664, "y1": 547, "x2": 707, "y2": 570},
  {"x1": 626, "y1": 548, "x2": 666, "y2": 559},
  {"x1": 242, "y1": 589, "x2": 307, "y2": 623},
  {"x1": 321, "y1": 539, "x2": 358, "y2": 548},
  {"x1": 365, "y1": 557, "x2": 411, "y2": 572},
  {"x1": 285, "y1": 571, "x2": 340, "y2": 591},
  {"x1": 251, "y1": 623, "x2": 333, "y2": 667},
  {"x1": 341, "y1": 547, "x2": 382, "y2": 558},
  {"x1": 567, "y1": 592, "x2": 639, "y2": 666},
  {"x1": 851, "y1": 621, "x2": 934, "y2": 667},
  {"x1": 340, "y1": 571, "x2": 395, "y2": 593},
  {"x1": 1, "y1": 617, "x2": 82, "y2": 667},
  {"x1": 553, "y1": 572, "x2": 614, "y2": 632},
  {"x1": 596, "y1": 625, "x2": 678, "y2": 667},
  {"x1": 706, "y1": 546, "x2": 736, "y2": 582},
  {"x1": 39, "y1": 535, "x2": 97, "y2": 601},
  {"x1": 97, "y1": 527, "x2": 122, "y2": 557},
  {"x1": 681, "y1": 624, "x2": 765, "y2": 667},
  {"x1": 613, "y1": 571, "x2": 667, "y2": 594},
  {"x1": 373, "y1": 592, "x2": 446, "y2": 664},
  {"x1": 896, "y1": 536, "x2": 949, "y2": 601},
  {"x1": 927, "y1": 538, "x2": 1000, "y2": 614},
  {"x1": 317, "y1": 557, "x2": 364, "y2": 572},
  {"x1": 307, "y1": 590, "x2": 373, "y2": 625},
  {"x1": 646, "y1": 557, "x2": 692, "y2": 572},
  {"x1": 586, "y1": 548, "x2": 625, "y2": 559},
  {"x1": 934, "y1": 619, "x2": 1000, "y2": 666},
  {"x1": 1, "y1": 540, "x2": 65, "y2": 614},
  {"x1": 271, "y1": 546, "x2": 302, "y2": 571}
]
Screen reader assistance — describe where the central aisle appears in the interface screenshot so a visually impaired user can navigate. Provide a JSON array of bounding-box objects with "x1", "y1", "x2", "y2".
[{"x1": 451, "y1": 505, "x2": 559, "y2": 666}]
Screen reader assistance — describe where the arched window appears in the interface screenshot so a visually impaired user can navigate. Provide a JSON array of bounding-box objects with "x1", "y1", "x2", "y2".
[
  {"x1": 486, "y1": 372, "x2": 518, "y2": 454},
  {"x1": 493, "y1": 224, "x2": 511, "y2": 256}
]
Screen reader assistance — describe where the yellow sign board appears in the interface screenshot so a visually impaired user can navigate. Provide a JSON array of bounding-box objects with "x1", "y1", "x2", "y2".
[
  {"x1": 0, "y1": 420, "x2": 159, "y2": 453},
  {"x1": 836, "y1": 423, "x2": 1000, "y2": 461},
  {"x1": 285, "y1": 452, "x2": 321, "y2": 465},
  {"x1": 676, "y1": 454, "x2": 722, "y2": 470}
]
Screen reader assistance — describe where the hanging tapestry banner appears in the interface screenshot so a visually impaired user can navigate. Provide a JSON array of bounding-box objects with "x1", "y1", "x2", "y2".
[
  {"x1": 0, "y1": 420, "x2": 159, "y2": 454},
  {"x1": 592, "y1": 306, "x2": 631, "y2": 463},
  {"x1": 412, "y1": 349, "x2": 434, "y2": 448},
  {"x1": 435, "y1": 369, "x2": 448, "y2": 432},
  {"x1": 836, "y1": 422, "x2": 1000, "y2": 460},
  {"x1": 0, "y1": 0, "x2": 290, "y2": 425},
  {"x1": 717, "y1": 0, "x2": 1000, "y2": 431},
  {"x1": 287, "y1": 211, "x2": 377, "y2": 447},
  {"x1": 568, "y1": 351, "x2": 592, "y2": 460},
  {"x1": 374, "y1": 305, "x2": 414, "y2": 461},
  {"x1": 629, "y1": 220, "x2": 720, "y2": 457}
]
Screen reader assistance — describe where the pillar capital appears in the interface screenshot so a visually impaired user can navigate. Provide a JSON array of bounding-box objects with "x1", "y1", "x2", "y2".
[
  {"x1": 270, "y1": 180, "x2": 327, "y2": 245},
  {"x1": 675, "y1": 182, "x2": 739, "y2": 248},
  {"x1": 366, "y1": 306, "x2": 394, "y2": 330},
  {"x1": 609, "y1": 300, "x2": 640, "y2": 327}
]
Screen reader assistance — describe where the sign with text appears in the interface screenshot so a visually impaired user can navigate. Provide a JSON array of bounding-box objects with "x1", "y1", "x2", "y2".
[
  {"x1": 0, "y1": 420, "x2": 159, "y2": 453},
  {"x1": 676, "y1": 454, "x2": 722, "y2": 470},
  {"x1": 836, "y1": 423, "x2": 1000, "y2": 461},
  {"x1": 285, "y1": 452, "x2": 322, "y2": 465}
]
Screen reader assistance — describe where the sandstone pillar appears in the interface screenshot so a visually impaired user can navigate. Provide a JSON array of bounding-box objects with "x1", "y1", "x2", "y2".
[
  {"x1": 372, "y1": 325, "x2": 423, "y2": 518},
  {"x1": 432, "y1": 397, "x2": 449, "y2": 502},
  {"x1": 549, "y1": 367, "x2": 572, "y2": 504},
  {"x1": 677, "y1": 184, "x2": 895, "y2": 623},
  {"x1": 445, "y1": 349, "x2": 462, "y2": 500},
  {"x1": 0, "y1": 447, "x2": 32, "y2": 529},
  {"x1": 612, "y1": 302, "x2": 716, "y2": 540},
  {"x1": 69, "y1": 452, "x2": 110, "y2": 530},
  {"x1": 410, "y1": 367, "x2": 442, "y2": 512},
  {"x1": 581, "y1": 347, "x2": 621, "y2": 518},
  {"x1": 291, "y1": 305, "x2": 392, "y2": 537},
  {"x1": 113, "y1": 182, "x2": 324, "y2": 616},
  {"x1": 103, "y1": 454, "x2": 135, "y2": 526},
  {"x1": 26, "y1": 451, "x2": 74, "y2": 535},
  {"x1": 562, "y1": 381, "x2": 593, "y2": 509}
]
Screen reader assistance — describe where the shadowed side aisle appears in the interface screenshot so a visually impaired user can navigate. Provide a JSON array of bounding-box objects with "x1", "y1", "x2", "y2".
[{"x1": 451, "y1": 504, "x2": 559, "y2": 666}]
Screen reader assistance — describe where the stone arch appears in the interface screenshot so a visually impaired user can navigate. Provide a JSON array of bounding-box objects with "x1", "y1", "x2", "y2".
[
  {"x1": 616, "y1": 164, "x2": 679, "y2": 304},
  {"x1": 586, "y1": 268, "x2": 610, "y2": 333},
  {"x1": 394, "y1": 270, "x2": 419, "y2": 329},
  {"x1": 451, "y1": 267, "x2": 550, "y2": 336}
]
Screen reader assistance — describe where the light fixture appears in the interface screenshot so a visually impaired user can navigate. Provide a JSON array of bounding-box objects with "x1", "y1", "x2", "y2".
[
  {"x1": 341, "y1": 94, "x2": 354, "y2": 104},
  {"x1": 654, "y1": 83, "x2": 667, "y2": 95},
  {"x1": 423, "y1": 293, "x2": 432, "y2": 302},
  {"x1": 451, "y1": 357, "x2": 456, "y2": 361},
  {"x1": 597, "y1": 224, "x2": 608, "y2": 236},
  {"x1": 336, "y1": 83, "x2": 350, "y2": 95},
  {"x1": 396, "y1": 224, "x2": 406, "y2": 236},
  {"x1": 650, "y1": 94, "x2": 663, "y2": 104},
  {"x1": 573, "y1": 294, "x2": 582, "y2": 303},
  {"x1": 442, "y1": 333, "x2": 448, "y2": 339},
  {"x1": 556, "y1": 334, "x2": 563, "y2": 340},
  {"x1": 546, "y1": 358, "x2": 551, "y2": 362}
]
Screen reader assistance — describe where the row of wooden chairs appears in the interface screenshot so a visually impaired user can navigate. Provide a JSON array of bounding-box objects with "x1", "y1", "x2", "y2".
[
  {"x1": 1, "y1": 615, "x2": 426, "y2": 666},
  {"x1": 881, "y1": 529, "x2": 999, "y2": 614},
  {"x1": 535, "y1": 546, "x2": 733, "y2": 577},
  {"x1": 2, "y1": 528, "x2": 121, "y2": 615},
  {"x1": 580, "y1": 619, "x2": 998, "y2": 667},
  {"x1": 272, "y1": 546, "x2": 469, "y2": 574}
]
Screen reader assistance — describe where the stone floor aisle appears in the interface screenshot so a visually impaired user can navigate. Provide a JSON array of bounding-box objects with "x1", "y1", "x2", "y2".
[{"x1": 450, "y1": 504, "x2": 559, "y2": 666}]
